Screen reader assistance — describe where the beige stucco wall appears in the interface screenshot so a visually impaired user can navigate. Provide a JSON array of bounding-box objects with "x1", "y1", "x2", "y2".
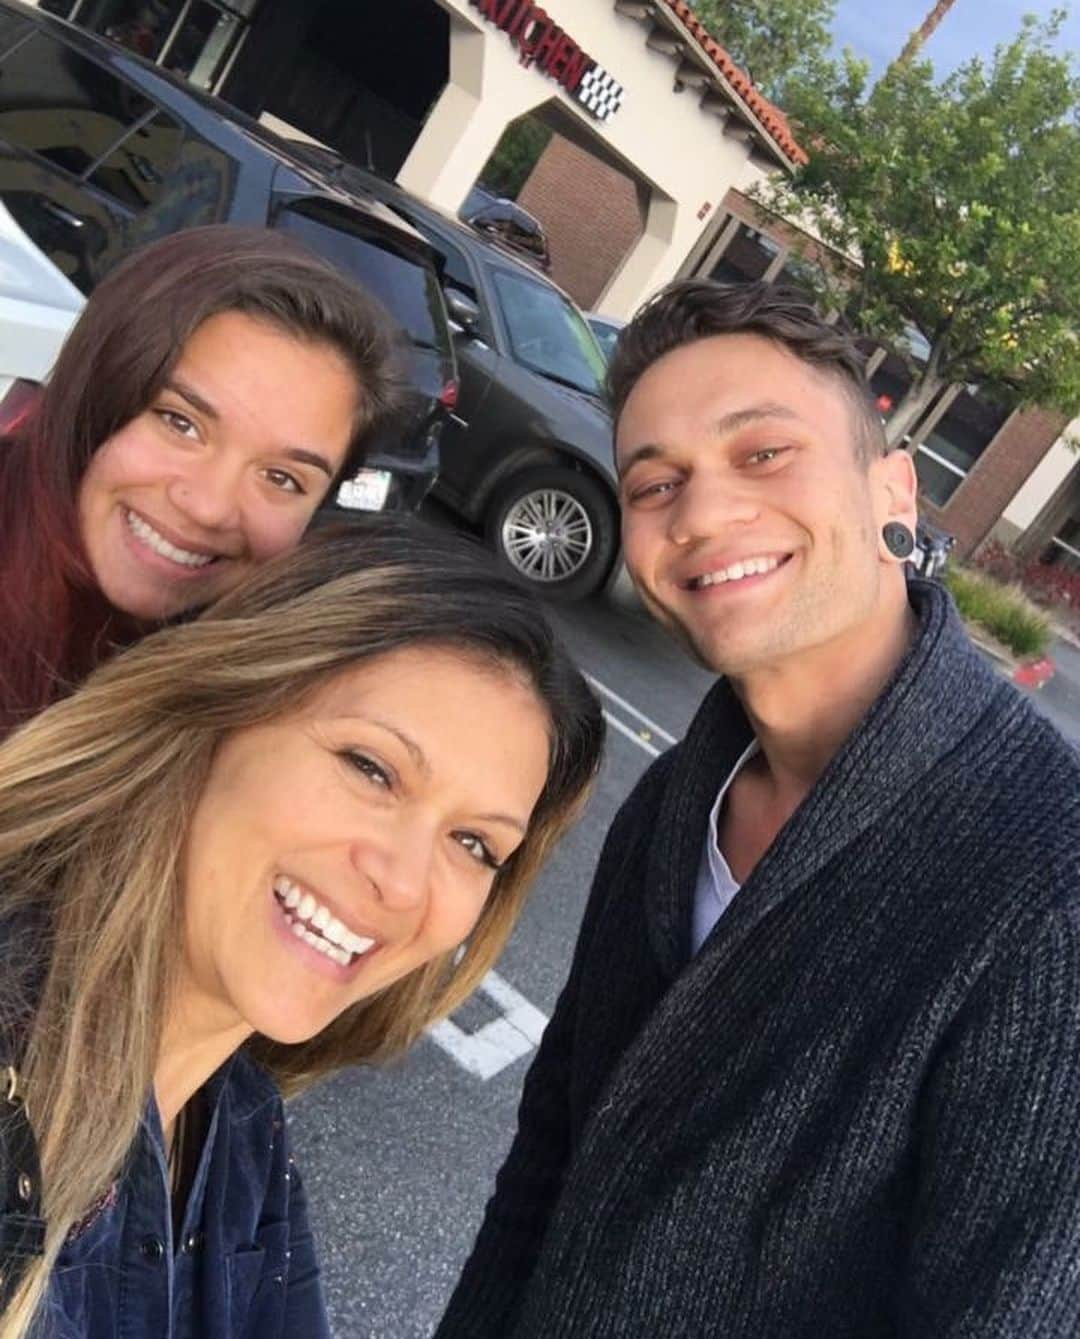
[
  {"x1": 398, "y1": 0, "x2": 784, "y2": 317},
  {"x1": 1002, "y1": 418, "x2": 1079, "y2": 532}
]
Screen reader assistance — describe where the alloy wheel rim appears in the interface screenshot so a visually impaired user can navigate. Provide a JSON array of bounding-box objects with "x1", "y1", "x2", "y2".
[{"x1": 501, "y1": 487, "x2": 594, "y2": 583}]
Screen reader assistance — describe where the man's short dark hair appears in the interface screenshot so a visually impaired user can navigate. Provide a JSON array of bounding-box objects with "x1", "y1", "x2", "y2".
[{"x1": 607, "y1": 279, "x2": 887, "y2": 462}]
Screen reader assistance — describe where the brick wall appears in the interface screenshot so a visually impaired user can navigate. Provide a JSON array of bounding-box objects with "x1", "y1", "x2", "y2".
[
  {"x1": 922, "y1": 406, "x2": 1069, "y2": 556},
  {"x1": 517, "y1": 134, "x2": 644, "y2": 310}
]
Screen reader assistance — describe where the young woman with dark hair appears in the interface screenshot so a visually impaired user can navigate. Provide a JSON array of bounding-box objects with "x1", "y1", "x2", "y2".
[
  {"x1": 0, "y1": 224, "x2": 402, "y2": 735},
  {"x1": 0, "y1": 516, "x2": 604, "y2": 1338}
]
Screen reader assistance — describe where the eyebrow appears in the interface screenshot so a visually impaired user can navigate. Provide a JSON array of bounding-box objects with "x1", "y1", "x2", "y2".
[
  {"x1": 163, "y1": 377, "x2": 335, "y2": 477},
  {"x1": 473, "y1": 811, "x2": 528, "y2": 836},
  {"x1": 616, "y1": 400, "x2": 803, "y2": 477},
  {"x1": 344, "y1": 716, "x2": 529, "y2": 835},
  {"x1": 366, "y1": 718, "x2": 430, "y2": 776}
]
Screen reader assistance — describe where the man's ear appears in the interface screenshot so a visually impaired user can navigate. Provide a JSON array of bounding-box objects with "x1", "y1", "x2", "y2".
[
  {"x1": 872, "y1": 447, "x2": 918, "y2": 525},
  {"x1": 870, "y1": 448, "x2": 919, "y2": 562}
]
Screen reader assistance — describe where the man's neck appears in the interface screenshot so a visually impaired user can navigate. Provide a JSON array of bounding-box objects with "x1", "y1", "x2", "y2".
[{"x1": 730, "y1": 588, "x2": 917, "y2": 809}]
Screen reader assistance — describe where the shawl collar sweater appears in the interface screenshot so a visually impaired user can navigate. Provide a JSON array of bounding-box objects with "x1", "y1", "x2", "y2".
[{"x1": 438, "y1": 580, "x2": 1080, "y2": 1339}]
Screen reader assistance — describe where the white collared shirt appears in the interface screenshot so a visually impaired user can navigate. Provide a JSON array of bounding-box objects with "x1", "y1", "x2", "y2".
[{"x1": 691, "y1": 739, "x2": 760, "y2": 954}]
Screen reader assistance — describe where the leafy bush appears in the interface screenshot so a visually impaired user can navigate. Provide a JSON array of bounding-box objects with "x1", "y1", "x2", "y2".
[
  {"x1": 975, "y1": 540, "x2": 1080, "y2": 636},
  {"x1": 943, "y1": 565, "x2": 1052, "y2": 660},
  {"x1": 481, "y1": 118, "x2": 553, "y2": 200}
]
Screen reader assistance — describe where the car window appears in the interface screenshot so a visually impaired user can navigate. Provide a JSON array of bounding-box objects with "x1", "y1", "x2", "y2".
[
  {"x1": 0, "y1": 12, "x2": 28, "y2": 59},
  {"x1": 275, "y1": 201, "x2": 450, "y2": 357},
  {"x1": 86, "y1": 110, "x2": 184, "y2": 210},
  {"x1": 491, "y1": 268, "x2": 606, "y2": 397},
  {"x1": 408, "y1": 223, "x2": 479, "y2": 304},
  {"x1": 0, "y1": 31, "x2": 155, "y2": 180}
]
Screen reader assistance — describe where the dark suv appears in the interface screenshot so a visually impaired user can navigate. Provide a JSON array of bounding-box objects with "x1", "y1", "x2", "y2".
[
  {"x1": 288, "y1": 147, "x2": 618, "y2": 600},
  {"x1": 0, "y1": 0, "x2": 456, "y2": 510}
]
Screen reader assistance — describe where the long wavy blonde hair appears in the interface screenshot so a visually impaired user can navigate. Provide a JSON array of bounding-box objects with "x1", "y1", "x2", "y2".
[{"x1": 0, "y1": 516, "x2": 603, "y2": 1336}]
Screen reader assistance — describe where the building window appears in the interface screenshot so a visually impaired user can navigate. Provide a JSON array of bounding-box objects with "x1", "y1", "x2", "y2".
[
  {"x1": 709, "y1": 221, "x2": 781, "y2": 285},
  {"x1": 1043, "y1": 513, "x2": 1080, "y2": 573},
  {"x1": 39, "y1": 0, "x2": 254, "y2": 92},
  {"x1": 913, "y1": 387, "x2": 1010, "y2": 507},
  {"x1": 773, "y1": 253, "x2": 827, "y2": 306},
  {"x1": 868, "y1": 348, "x2": 921, "y2": 430}
]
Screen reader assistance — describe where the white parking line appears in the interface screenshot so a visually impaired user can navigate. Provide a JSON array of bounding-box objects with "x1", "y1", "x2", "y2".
[
  {"x1": 430, "y1": 676, "x2": 678, "y2": 1079},
  {"x1": 427, "y1": 970, "x2": 550, "y2": 1080},
  {"x1": 586, "y1": 674, "x2": 678, "y2": 746},
  {"x1": 603, "y1": 709, "x2": 661, "y2": 757}
]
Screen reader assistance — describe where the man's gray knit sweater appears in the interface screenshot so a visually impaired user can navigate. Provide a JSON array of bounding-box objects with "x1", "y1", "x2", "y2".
[{"x1": 438, "y1": 580, "x2": 1080, "y2": 1339}]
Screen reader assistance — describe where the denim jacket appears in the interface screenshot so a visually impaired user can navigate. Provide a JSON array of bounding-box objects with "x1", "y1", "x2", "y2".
[{"x1": 43, "y1": 1050, "x2": 330, "y2": 1339}]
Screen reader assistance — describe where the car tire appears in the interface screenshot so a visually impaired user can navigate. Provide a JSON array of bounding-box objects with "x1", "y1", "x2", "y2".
[{"x1": 485, "y1": 465, "x2": 618, "y2": 601}]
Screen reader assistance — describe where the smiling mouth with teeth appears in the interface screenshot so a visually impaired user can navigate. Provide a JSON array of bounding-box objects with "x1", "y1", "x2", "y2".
[
  {"x1": 125, "y1": 508, "x2": 219, "y2": 570},
  {"x1": 273, "y1": 875, "x2": 378, "y2": 968},
  {"x1": 687, "y1": 553, "x2": 791, "y2": 591}
]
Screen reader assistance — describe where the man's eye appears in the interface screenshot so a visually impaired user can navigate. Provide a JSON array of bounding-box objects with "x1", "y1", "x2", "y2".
[
  {"x1": 629, "y1": 479, "x2": 677, "y2": 503},
  {"x1": 747, "y1": 446, "x2": 788, "y2": 466},
  {"x1": 264, "y1": 467, "x2": 304, "y2": 494},
  {"x1": 342, "y1": 751, "x2": 392, "y2": 788},
  {"x1": 455, "y1": 831, "x2": 502, "y2": 871}
]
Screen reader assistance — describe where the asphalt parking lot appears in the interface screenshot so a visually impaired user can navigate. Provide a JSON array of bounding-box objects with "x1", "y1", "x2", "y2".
[{"x1": 289, "y1": 554, "x2": 1080, "y2": 1339}]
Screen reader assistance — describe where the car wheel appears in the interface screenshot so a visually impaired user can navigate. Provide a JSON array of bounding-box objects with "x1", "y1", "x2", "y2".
[{"x1": 486, "y1": 465, "x2": 618, "y2": 601}]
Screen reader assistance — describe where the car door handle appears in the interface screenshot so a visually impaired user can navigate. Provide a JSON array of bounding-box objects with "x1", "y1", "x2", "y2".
[{"x1": 38, "y1": 199, "x2": 85, "y2": 230}]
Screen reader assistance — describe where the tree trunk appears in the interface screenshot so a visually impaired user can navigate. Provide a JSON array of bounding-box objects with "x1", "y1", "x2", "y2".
[
  {"x1": 896, "y1": 0, "x2": 959, "y2": 66},
  {"x1": 884, "y1": 372, "x2": 945, "y2": 449}
]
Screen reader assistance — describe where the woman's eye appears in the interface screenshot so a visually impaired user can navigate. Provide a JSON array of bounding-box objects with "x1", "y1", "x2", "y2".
[
  {"x1": 342, "y1": 751, "x2": 392, "y2": 789},
  {"x1": 455, "y1": 832, "x2": 502, "y2": 871},
  {"x1": 263, "y1": 467, "x2": 304, "y2": 494},
  {"x1": 157, "y1": 409, "x2": 199, "y2": 439}
]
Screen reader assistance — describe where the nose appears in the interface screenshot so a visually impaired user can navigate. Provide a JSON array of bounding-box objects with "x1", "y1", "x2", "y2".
[
  {"x1": 165, "y1": 453, "x2": 244, "y2": 533},
  {"x1": 667, "y1": 471, "x2": 759, "y2": 547},
  {"x1": 350, "y1": 825, "x2": 433, "y2": 913}
]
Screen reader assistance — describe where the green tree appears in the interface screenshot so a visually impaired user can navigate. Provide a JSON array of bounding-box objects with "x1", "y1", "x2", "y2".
[
  {"x1": 480, "y1": 118, "x2": 553, "y2": 200},
  {"x1": 687, "y1": 0, "x2": 836, "y2": 99},
  {"x1": 760, "y1": 14, "x2": 1080, "y2": 446}
]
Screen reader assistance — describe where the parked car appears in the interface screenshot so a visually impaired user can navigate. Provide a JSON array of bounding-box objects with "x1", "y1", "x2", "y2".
[
  {"x1": 290, "y1": 152, "x2": 618, "y2": 600},
  {"x1": 587, "y1": 312, "x2": 625, "y2": 362},
  {"x1": 0, "y1": 0, "x2": 457, "y2": 510},
  {"x1": 458, "y1": 184, "x2": 551, "y2": 273},
  {"x1": 913, "y1": 520, "x2": 956, "y2": 579}
]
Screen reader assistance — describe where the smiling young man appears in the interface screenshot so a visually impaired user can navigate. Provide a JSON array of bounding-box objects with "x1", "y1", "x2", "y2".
[{"x1": 438, "y1": 281, "x2": 1080, "y2": 1339}]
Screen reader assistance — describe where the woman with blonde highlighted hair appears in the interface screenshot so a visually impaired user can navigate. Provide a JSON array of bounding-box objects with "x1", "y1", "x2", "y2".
[{"x1": 0, "y1": 515, "x2": 603, "y2": 1338}]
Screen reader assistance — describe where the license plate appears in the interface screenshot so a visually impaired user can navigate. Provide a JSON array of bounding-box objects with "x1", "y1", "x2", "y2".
[{"x1": 337, "y1": 469, "x2": 392, "y2": 511}]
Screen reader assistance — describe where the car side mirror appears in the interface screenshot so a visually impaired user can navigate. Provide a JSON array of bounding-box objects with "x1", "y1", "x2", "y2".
[{"x1": 445, "y1": 287, "x2": 481, "y2": 333}]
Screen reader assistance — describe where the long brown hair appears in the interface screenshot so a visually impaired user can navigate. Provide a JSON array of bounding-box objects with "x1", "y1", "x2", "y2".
[
  {"x1": 0, "y1": 514, "x2": 603, "y2": 1336},
  {"x1": 0, "y1": 224, "x2": 404, "y2": 735}
]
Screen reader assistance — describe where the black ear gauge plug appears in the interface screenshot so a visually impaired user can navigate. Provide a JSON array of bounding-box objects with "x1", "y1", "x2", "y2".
[{"x1": 882, "y1": 522, "x2": 915, "y2": 561}]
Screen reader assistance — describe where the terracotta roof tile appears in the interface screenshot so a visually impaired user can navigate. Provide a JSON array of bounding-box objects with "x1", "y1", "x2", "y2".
[{"x1": 661, "y1": 0, "x2": 809, "y2": 165}]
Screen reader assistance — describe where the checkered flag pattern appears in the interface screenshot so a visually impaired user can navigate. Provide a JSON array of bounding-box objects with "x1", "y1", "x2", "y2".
[{"x1": 575, "y1": 64, "x2": 624, "y2": 122}]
